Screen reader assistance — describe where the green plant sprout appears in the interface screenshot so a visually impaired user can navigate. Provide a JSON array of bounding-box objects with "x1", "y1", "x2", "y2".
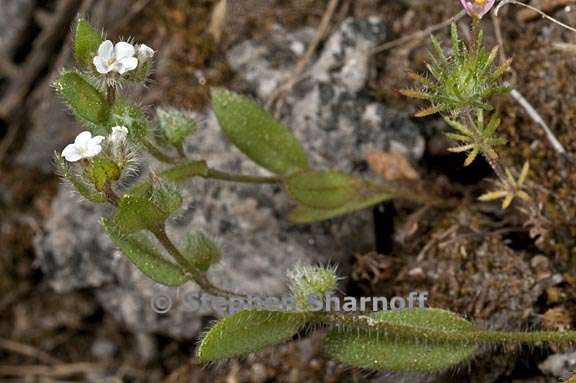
[{"x1": 54, "y1": 18, "x2": 576, "y2": 374}]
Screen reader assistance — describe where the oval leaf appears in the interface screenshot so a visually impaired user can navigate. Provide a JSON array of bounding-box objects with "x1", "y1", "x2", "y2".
[
  {"x1": 324, "y1": 309, "x2": 477, "y2": 372},
  {"x1": 109, "y1": 100, "x2": 149, "y2": 138},
  {"x1": 53, "y1": 71, "x2": 108, "y2": 124},
  {"x1": 182, "y1": 231, "x2": 222, "y2": 272},
  {"x1": 197, "y1": 310, "x2": 308, "y2": 361},
  {"x1": 102, "y1": 218, "x2": 188, "y2": 286},
  {"x1": 160, "y1": 160, "x2": 209, "y2": 183},
  {"x1": 285, "y1": 170, "x2": 361, "y2": 210},
  {"x1": 74, "y1": 20, "x2": 102, "y2": 68},
  {"x1": 114, "y1": 194, "x2": 168, "y2": 233},
  {"x1": 212, "y1": 88, "x2": 309, "y2": 175}
]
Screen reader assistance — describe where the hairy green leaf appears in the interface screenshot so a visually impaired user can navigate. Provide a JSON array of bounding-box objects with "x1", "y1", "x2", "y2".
[
  {"x1": 324, "y1": 309, "x2": 477, "y2": 372},
  {"x1": 160, "y1": 160, "x2": 209, "y2": 183},
  {"x1": 197, "y1": 310, "x2": 308, "y2": 361},
  {"x1": 102, "y1": 218, "x2": 188, "y2": 286},
  {"x1": 289, "y1": 190, "x2": 393, "y2": 223},
  {"x1": 53, "y1": 71, "x2": 108, "y2": 124},
  {"x1": 55, "y1": 154, "x2": 107, "y2": 203},
  {"x1": 285, "y1": 170, "x2": 361, "y2": 210},
  {"x1": 212, "y1": 88, "x2": 309, "y2": 175},
  {"x1": 114, "y1": 194, "x2": 168, "y2": 232},
  {"x1": 155, "y1": 108, "x2": 197, "y2": 148},
  {"x1": 182, "y1": 231, "x2": 222, "y2": 272},
  {"x1": 109, "y1": 100, "x2": 148, "y2": 138},
  {"x1": 74, "y1": 20, "x2": 102, "y2": 68}
]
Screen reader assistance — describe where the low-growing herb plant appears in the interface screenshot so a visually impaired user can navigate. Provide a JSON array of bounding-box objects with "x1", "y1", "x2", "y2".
[{"x1": 55, "y1": 11, "x2": 576, "y2": 374}]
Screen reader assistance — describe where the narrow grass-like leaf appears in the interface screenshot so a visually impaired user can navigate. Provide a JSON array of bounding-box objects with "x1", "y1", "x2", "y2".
[
  {"x1": 102, "y1": 218, "x2": 188, "y2": 286},
  {"x1": 197, "y1": 310, "x2": 308, "y2": 361},
  {"x1": 323, "y1": 309, "x2": 477, "y2": 372},
  {"x1": 212, "y1": 88, "x2": 309, "y2": 175}
]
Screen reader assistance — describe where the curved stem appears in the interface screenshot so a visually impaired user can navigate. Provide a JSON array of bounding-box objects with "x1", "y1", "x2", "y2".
[
  {"x1": 150, "y1": 225, "x2": 245, "y2": 299},
  {"x1": 141, "y1": 139, "x2": 180, "y2": 164}
]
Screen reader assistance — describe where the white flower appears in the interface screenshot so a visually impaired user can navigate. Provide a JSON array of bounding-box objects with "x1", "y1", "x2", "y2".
[
  {"x1": 137, "y1": 44, "x2": 155, "y2": 60},
  {"x1": 93, "y1": 40, "x2": 138, "y2": 75},
  {"x1": 62, "y1": 131, "x2": 105, "y2": 162},
  {"x1": 109, "y1": 126, "x2": 128, "y2": 143}
]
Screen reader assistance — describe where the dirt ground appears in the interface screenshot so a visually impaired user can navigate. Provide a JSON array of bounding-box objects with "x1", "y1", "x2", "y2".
[{"x1": 1, "y1": 0, "x2": 576, "y2": 382}]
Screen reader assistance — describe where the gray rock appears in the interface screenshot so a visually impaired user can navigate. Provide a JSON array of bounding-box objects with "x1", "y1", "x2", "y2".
[
  {"x1": 539, "y1": 351, "x2": 576, "y2": 380},
  {"x1": 36, "y1": 17, "x2": 426, "y2": 338},
  {"x1": 0, "y1": 0, "x2": 33, "y2": 56}
]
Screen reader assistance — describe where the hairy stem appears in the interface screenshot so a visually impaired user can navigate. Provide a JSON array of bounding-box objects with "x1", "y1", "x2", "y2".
[
  {"x1": 141, "y1": 139, "x2": 180, "y2": 164},
  {"x1": 325, "y1": 312, "x2": 576, "y2": 344},
  {"x1": 150, "y1": 226, "x2": 244, "y2": 299},
  {"x1": 106, "y1": 84, "x2": 116, "y2": 106}
]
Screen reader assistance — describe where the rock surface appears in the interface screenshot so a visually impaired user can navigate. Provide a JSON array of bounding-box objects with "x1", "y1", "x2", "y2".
[{"x1": 35, "y1": 17, "x2": 426, "y2": 338}]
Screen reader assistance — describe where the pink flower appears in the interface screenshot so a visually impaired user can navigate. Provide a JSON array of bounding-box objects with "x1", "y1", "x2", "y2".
[{"x1": 460, "y1": 0, "x2": 496, "y2": 18}]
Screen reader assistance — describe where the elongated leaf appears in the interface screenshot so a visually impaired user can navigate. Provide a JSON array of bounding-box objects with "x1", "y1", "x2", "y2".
[
  {"x1": 212, "y1": 88, "x2": 309, "y2": 175},
  {"x1": 197, "y1": 310, "x2": 308, "y2": 361},
  {"x1": 289, "y1": 191, "x2": 393, "y2": 223},
  {"x1": 53, "y1": 71, "x2": 108, "y2": 124},
  {"x1": 160, "y1": 160, "x2": 209, "y2": 183},
  {"x1": 324, "y1": 309, "x2": 477, "y2": 372},
  {"x1": 102, "y1": 218, "x2": 188, "y2": 286},
  {"x1": 74, "y1": 20, "x2": 102, "y2": 68},
  {"x1": 285, "y1": 170, "x2": 361, "y2": 210}
]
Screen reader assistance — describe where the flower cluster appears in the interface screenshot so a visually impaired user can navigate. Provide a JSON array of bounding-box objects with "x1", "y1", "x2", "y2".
[
  {"x1": 62, "y1": 126, "x2": 128, "y2": 162},
  {"x1": 93, "y1": 40, "x2": 154, "y2": 76}
]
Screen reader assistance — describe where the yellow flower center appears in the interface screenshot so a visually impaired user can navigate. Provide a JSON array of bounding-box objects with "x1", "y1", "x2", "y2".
[{"x1": 474, "y1": 0, "x2": 487, "y2": 5}]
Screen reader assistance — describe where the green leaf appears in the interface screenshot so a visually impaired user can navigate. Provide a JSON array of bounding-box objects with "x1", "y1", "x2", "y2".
[
  {"x1": 182, "y1": 231, "x2": 222, "y2": 272},
  {"x1": 285, "y1": 170, "x2": 361, "y2": 210},
  {"x1": 212, "y1": 88, "x2": 309, "y2": 175},
  {"x1": 87, "y1": 157, "x2": 121, "y2": 191},
  {"x1": 289, "y1": 190, "x2": 393, "y2": 223},
  {"x1": 323, "y1": 309, "x2": 477, "y2": 372},
  {"x1": 155, "y1": 108, "x2": 197, "y2": 148},
  {"x1": 197, "y1": 310, "x2": 308, "y2": 361},
  {"x1": 151, "y1": 182, "x2": 183, "y2": 216},
  {"x1": 53, "y1": 71, "x2": 108, "y2": 124},
  {"x1": 74, "y1": 20, "x2": 102, "y2": 68},
  {"x1": 102, "y1": 218, "x2": 188, "y2": 286},
  {"x1": 160, "y1": 160, "x2": 209, "y2": 183},
  {"x1": 109, "y1": 100, "x2": 148, "y2": 138},
  {"x1": 55, "y1": 154, "x2": 107, "y2": 203},
  {"x1": 114, "y1": 194, "x2": 169, "y2": 233}
]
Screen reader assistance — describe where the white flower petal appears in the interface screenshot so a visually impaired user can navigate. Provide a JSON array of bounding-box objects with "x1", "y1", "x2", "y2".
[
  {"x1": 62, "y1": 144, "x2": 82, "y2": 162},
  {"x1": 115, "y1": 42, "x2": 135, "y2": 60},
  {"x1": 91, "y1": 136, "x2": 105, "y2": 145},
  {"x1": 137, "y1": 44, "x2": 155, "y2": 59},
  {"x1": 74, "y1": 131, "x2": 93, "y2": 146},
  {"x1": 84, "y1": 144, "x2": 103, "y2": 158},
  {"x1": 98, "y1": 40, "x2": 114, "y2": 59},
  {"x1": 117, "y1": 57, "x2": 138, "y2": 74},
  {"x1": 93, "y1": 56, "x2": 110, "y2": 74}
]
